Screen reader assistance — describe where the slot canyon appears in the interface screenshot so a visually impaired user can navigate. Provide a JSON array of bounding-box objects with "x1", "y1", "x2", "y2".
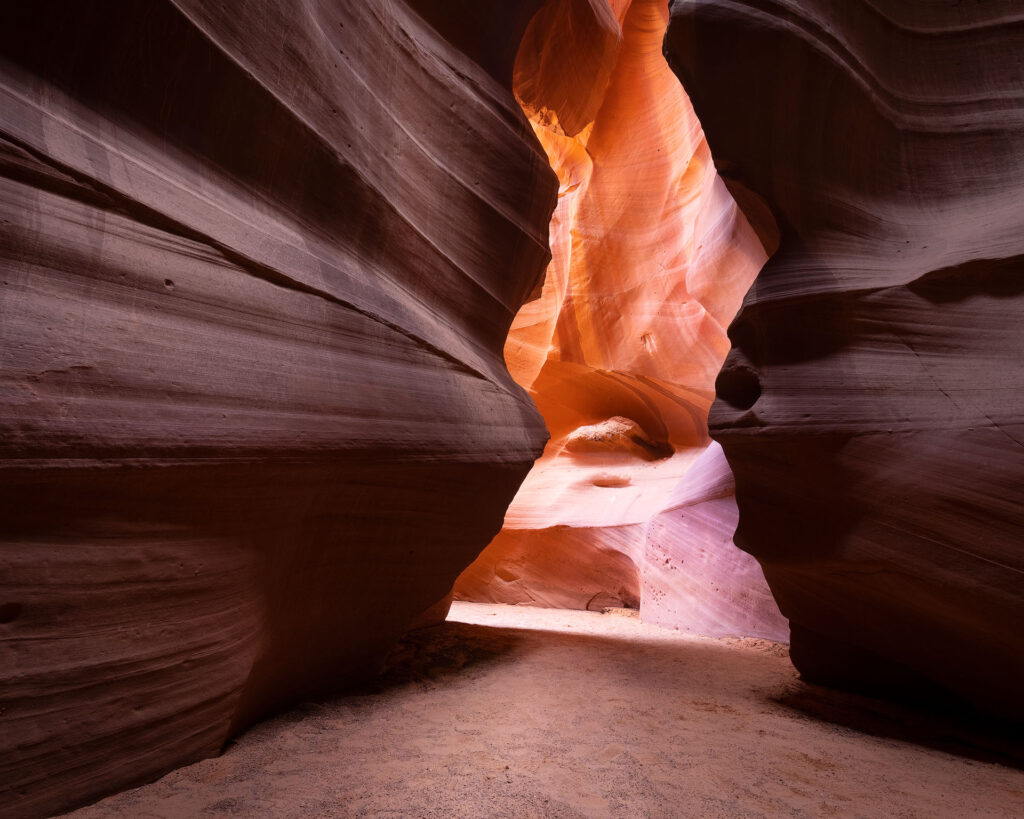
[{"x1": 1, "y1": 1, "x2": 1022, "y2": 817}]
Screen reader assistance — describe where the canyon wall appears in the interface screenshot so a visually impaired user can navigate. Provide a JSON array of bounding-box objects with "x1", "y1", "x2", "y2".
[
  {"x1": 453, "y1": 0, "x2": 787, "y2": 641},
  {"x1": 666, "y1": 0, "x2": 1024, "y2": 718},
  {"x1": 0, "y1": 2, "x2": 553, "y2": 815}
]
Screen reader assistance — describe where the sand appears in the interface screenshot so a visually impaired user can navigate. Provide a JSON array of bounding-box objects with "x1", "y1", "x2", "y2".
[{"x1": 63, "y1": 603, "x2": 1024, "y2": 818}]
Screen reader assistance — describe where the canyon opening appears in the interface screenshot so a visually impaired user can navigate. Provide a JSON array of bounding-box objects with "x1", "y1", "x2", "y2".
[{"x1": 1, "y1": 1, "x2": 1022, "y2": 818}]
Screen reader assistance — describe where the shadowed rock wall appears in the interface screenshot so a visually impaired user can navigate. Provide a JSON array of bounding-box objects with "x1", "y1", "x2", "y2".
[
  {"x1": 666, "y1": 0, "x2": 1024, "y2": 718},
  {"x1": 0, "y1": 2, "x2": 553, "y2": 815}
]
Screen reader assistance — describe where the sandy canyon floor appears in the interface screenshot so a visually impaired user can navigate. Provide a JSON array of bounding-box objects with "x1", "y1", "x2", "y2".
[{"x1": 64, "y1": 603, "x2": 1023, "y2": 818}]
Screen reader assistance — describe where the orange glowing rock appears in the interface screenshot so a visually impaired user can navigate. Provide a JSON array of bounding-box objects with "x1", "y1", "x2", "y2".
[{"x1": 455, "y1": 0, "x2": 787, "y2": 640}]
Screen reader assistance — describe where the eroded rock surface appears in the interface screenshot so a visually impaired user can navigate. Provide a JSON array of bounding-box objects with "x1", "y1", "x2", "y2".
[
  {"x1": 454, "y1": 0, "x2": 787, "y2": 641},
  {"x1": 0, "y1": 2, "x2": 552, "y2": 815},
  {"x1": 666, "y1": 0, "x2": 1024, "y2": 718}
]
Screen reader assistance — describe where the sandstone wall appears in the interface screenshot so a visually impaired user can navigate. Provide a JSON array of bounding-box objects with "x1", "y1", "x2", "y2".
[
  {"x1": 666, "y1": 0, "x2": 1024, "y2": 717},
  {"x1": 0, "y1": 2, "x2": 552, "y2": 815}
]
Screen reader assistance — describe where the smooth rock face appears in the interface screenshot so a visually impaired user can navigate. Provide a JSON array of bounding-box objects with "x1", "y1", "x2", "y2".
[
  {"x1": 666, "y1": 0, "x2": 1024, "y2": 717},
  {"x1": 0, "y1": 2, "x2": 552, "y2": 815},
  {"x1": 454, "y1": 0, "x2": 787, "y2": 641}
]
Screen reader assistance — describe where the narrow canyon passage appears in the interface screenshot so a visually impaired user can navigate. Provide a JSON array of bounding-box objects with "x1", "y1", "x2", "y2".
[
  {"x1": 2, "y1": 0, "x2": 1022, "y2": 816},
  {"x1": 64, "y1": 604, "x2": 1024, "y2": 819},
  {"x1": 453, "y1": 0, "x2": 786, "y2": 642}
]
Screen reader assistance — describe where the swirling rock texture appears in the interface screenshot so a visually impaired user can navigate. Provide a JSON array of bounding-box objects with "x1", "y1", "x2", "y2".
[
  {"x1": 0, "y1": 2, "x2": 553, "y2": 816},
  {"x1": 453, "y1": 0, "x2": 788, "y2": 642},
  {"x1": 666, "y1": 0, "x2": 1024, "y2": 718}
]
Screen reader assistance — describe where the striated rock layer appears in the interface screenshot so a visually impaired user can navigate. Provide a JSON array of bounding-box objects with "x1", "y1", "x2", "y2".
[
  {"x1": 0, "y1": 2, "x2": 553, "y2": 816},
  {"x1": 666, "y1": 0, "x2": 1024, "y2": 718},
  {"x1": 455, "y1": 0, "x2": 787, "y2": 641}
]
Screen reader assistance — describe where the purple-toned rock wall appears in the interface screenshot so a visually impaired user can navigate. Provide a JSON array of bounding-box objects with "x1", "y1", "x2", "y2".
[
  {"x1": 0, "y1": 2, "x2": 552, "y2": 815},
  {"x1": 666, "y1": 0, "x2": 1024, "y2": 718}
]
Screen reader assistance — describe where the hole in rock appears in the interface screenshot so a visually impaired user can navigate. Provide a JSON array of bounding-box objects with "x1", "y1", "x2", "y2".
[
  {"x1": 591, "y1": 474, "x2": 631, "y2": 488},
  {"x1": 716, "y1": 364, "x2": 762, "y2": 411}
]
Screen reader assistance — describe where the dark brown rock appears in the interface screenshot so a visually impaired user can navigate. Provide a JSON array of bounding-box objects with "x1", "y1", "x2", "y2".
[
  {"x1": 0, "y1": 2, "x2": 551, "y2": 815},
  {"x1": 666, "y1": 0, "x2": 1024, "y2": 718}
]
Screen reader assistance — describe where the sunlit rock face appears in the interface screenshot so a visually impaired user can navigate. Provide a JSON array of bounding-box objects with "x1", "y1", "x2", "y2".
[
  {"x1": 0, "y1": 2, "x2": 552, "y2": 815},
  {"x1": 454, "y1": 0, "x2": 787, "y2": 641},
  {"x1": 666, "y1": 0, "x2": 1024, "y2": 718}
]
